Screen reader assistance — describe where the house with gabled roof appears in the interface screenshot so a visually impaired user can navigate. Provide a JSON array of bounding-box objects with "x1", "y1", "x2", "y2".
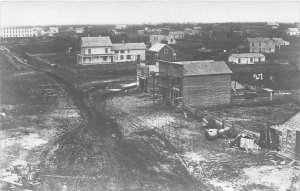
[
  {"x1": 147, "y1": 43, "x2": 176, "y2": 65},
  {"x1": 158, "y1": 60, "x2": 232, "y2": 107},
  {"x1": 247, "y1": 37, "x2": 289, "y2": 53},
  {"x1": 77, "y1": 36, "x2": 146, "y2": 64},
  {"x1": 269, "y1": 111, "x2": 300, "y2": 161}
]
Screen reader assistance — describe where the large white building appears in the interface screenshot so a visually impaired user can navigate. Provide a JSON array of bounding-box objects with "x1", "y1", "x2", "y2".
[
  {"x1": 0, "y1": 27, "x2": 34, "y2": 38},
  {"x1": 77, "y1": 36, "x2": 146, "y2": 65}
]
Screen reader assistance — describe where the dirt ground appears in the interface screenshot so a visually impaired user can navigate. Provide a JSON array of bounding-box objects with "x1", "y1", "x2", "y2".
[
  {"x1": 0, "y1": 51, "x2": 83, "y2": 188},
  {"x1": 104, "y1": 92, "x2": 300, "y2": 191}
]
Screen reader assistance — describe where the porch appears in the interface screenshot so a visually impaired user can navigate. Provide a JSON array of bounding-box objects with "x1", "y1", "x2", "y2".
[{"x1": 77, "y1": 54, "x2": 116, "y2": 65}]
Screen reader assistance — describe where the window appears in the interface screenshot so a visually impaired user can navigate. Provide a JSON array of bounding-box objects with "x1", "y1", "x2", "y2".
[
  {"x1": 105, "y1": 48, "x2": 108, "y2": 53},
  {"x1": 173, "y1": 54, "x2": 176, "y2": 61},
  {"x1": 259, "y1": 43, "x2": 261, "y2": 46},
  {"x1": 126, "y1": 55, "x2": 131, "y2": 60},
  {"x1": 120, "y1": 55, "x2": 124, "y2": 60},
  {"x1": 127, "y1": 50, "x2": 130, "y2": 53},
  {"x1": 88, "y1": 49, "x2": 91, "y2": 54},
  {"x1": 252, "y1": 43, "x2": 254, "y2": 46},
  {"x1": 250, "y1": 58, "x2": 253, "y2": 62},
  {"x1": 103, "y1": 56, "x2": 108, "y2": 61},
  {"x1": 269, "y1": 48, "x2": 272, "y2": 52},
  {"x1": 238, "y1": 58, "x2": 241, "y2": 63},
  {"x1": 120, "y1": 50, "x2": 125, "y2": 53},
  {"x1": 286, "y1": 129, "x2": 292, "y2": 148},
  {"x1": 164, "y1": 49, "x2": 168, "y2": 54},
  {"x1": 115, "y1": 50, "x2": 119, "y2": 53}
]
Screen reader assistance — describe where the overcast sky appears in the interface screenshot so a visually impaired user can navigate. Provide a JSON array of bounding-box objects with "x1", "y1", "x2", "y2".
[{"x1": 0, "y1": 1, "x2": 299, "y2": 27}]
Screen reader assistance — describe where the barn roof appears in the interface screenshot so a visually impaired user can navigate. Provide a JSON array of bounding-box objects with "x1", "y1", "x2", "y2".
[
  {"x1": 271, "y1": 111, "x2": 300, "y2": 131},
  {"x1": 148, "y1": 43, "x2": 174, "y2": 52},
  {"x1": 112, "y1": 43, "x2": 146, "y2": 50},
  {"x1": 230, "y1": 53, "x2": 265, "y2": 58},
  {"x1": 81, "y1": 37, "x2": 112, "y2": 47},
  {"x1": 173, "y1": 60, "x2": 232, "y2": 76}
]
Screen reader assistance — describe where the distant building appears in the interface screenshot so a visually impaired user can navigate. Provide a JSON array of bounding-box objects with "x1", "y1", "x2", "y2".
[
  {"x1": 32, "y1": 27, "x2": 43, "y2": 37},
  {"x1": 112, "y1": 43, "x2": 146, "y2": 62},
  {"x1": 116, "y1": 25, "x2": 127, "y2": 30},
  {"x1": 138, "y1": 30, "x2": 144, "y2": 35},
  {"x1": 168, "y1": 31, "x2": 184, "y2": 39},
  {"x1": 228, "y1": 53, "x2": 265, "y2": 64},
  {"x1": 77, "y1": 36, "x2": 146, "y2": 65},
  {"x1": 75, "y1": 27, "x2": 84, "y2": 34},
  {"x1": 147, "y1": 43, "x2": 176, "y2": 64},
  {"x1": 266, "y1": 22, "x2": 279, "y2": 29},
  {"x1": 270, "y1": 111, "x2": 300, "y2": 161},
  {"x1": 193, "y1": 26, "x2": 202, "y2": 30},
  {"x1": 184, "y1": 28, "x2": 200, "y2": 36},
  {"x1": 149, "y1": 35, "x2": 176, "y2": 45},
  {"x1": 247, "y1": 38, "x2": 277, "y2": 53},
  {"x1": 0, "y1": 27, "x2": 34, "y2": 38},
  {"x1": 286, "y1": 28, "x2": 300, "y2": 36},
  {"x1": 158, "y1": 60, "x2": 232, "y2": 107},
  {"x1": 49, "y1": 27, "x2": 59, "y2": 36},
  {"x1": 272, "y1": 38, "x2": 290, "y2": 46}
]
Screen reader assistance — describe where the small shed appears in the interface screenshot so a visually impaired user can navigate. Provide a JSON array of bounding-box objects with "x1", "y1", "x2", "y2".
[{"x1": 270, "y1": 111, "x2": 300, "y2": 161}]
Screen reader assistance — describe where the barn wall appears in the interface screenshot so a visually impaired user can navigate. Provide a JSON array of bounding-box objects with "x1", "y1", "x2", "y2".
[{"x1": 182, "y1": 74, "x2": 231, "y2": 107}]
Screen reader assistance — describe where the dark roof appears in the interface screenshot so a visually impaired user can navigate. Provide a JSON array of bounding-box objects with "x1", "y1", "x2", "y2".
[
  {"x1": 81, "y1": 37, "x2": 112, "y2": 47},
  {"x1": 112, "y1": 43, "x2": 146, "y2": 50},
  {"x1": 172, "y1": 60, "x2": 232, "y2": 76}
]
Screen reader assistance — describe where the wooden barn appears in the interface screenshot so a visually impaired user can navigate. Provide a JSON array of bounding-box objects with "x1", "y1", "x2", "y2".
[
  {"x1": 269, "y1": 111, "x2": 300, "y2": 161},
  {"x1": 158, "y1": 60, "x2": 232, "y2": 107}
]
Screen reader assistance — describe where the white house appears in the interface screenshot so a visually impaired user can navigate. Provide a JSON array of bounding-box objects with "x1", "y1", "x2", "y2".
[
  {"x1": 77, "y1": 36, "x2": 146, "y2": 65},
  {"x1": 286, "y1": 28, "x2": 300, "y2": 36},
  {"x1": 112, "y1": 43, "x2": 146, "y2": 62},
  {"x1": 228, "y1": 53, "x2": 265, "y2": 64}
]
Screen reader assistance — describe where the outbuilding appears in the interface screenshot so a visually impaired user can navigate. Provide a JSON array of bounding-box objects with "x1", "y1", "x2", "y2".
[
  {"x1": 269, "y1": 111, "x2": 300, "y2": 161},
  {"x1": 158, "y1": 60, "x2": 232, "y2": 107}
]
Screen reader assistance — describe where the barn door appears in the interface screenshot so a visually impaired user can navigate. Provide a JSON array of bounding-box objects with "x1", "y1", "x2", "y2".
[{"x1": 296, "y1": 131, "x2": 300, "y2": 160}]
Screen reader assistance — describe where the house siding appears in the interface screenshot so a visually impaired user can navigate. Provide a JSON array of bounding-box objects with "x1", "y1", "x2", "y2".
[
  {"x1": 228, "y1": 56, "x2": 265, "y2": 64},
  {"x1": 182, "y1": 75, "x2": 231, "y2": 107}
]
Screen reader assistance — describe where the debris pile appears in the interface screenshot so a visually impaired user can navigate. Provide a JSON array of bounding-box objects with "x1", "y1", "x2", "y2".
[
  {"x1": 229, "y1": 134, "x2": 260, "y2": 151},
  {"x1": 0, "y1": 160, "x2": 40, "y2": 190}
]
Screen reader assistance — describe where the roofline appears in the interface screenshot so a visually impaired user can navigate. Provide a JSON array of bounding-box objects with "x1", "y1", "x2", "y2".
[{"x1": 270, "y1": 110, "x2": 300, "y2": 127}]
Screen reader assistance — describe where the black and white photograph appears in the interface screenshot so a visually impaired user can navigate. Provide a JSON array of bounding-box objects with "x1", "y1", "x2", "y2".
[{"x1": 0, "y1": 1, "x2": 300, "y2": 190}]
